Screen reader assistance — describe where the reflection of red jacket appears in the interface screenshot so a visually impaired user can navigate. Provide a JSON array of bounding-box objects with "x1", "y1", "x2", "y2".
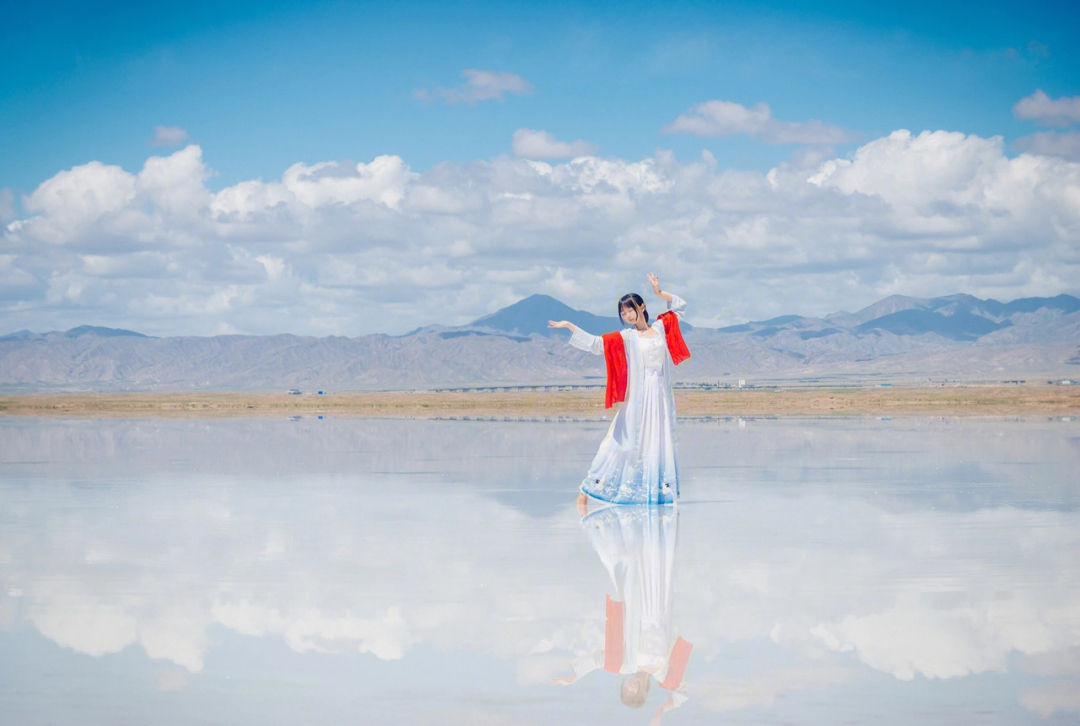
[
  {"x1": 601, "y1": 311, "x2": 691, "y2": 410},
  {"x1": 603, "y1": 595, "x2": 692, "y2": 688}
]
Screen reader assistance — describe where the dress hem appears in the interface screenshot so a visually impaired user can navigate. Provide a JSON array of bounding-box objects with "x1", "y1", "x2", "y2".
[{"x1": 580, "y1": 482, "x2": 677, "y2": 507}]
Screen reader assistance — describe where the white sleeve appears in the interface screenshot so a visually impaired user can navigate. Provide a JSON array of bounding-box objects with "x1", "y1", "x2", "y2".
[
  {"x1": 666, "y1": 294, "x2": 687, "y2": 320},
  {"x1": 569, "y1": 326, "x2": 604, "y2": 355},
  {"x1": 572, "y1": 651, "x2": 603, "y2": 678}
]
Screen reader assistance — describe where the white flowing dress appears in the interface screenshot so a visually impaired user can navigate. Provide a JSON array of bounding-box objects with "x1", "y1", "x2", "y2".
[{"x1": 568, "y1": 294, "x2": 686, "y2": 505}]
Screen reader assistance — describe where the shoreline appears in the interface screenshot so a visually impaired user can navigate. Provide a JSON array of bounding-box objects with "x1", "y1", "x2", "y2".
[{"x1": 1, "y1": 386, "x2": 1078, "y2": 418}]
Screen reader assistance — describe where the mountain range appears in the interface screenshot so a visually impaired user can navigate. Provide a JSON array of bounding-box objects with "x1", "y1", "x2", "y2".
[{"x1": 2, "y1": 293, "x2": 1078, "y2": 392}]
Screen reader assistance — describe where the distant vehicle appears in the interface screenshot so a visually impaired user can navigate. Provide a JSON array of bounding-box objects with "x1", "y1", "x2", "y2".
[{"x1": 287, "y1": 389, "x2": 302, "y2": 395}]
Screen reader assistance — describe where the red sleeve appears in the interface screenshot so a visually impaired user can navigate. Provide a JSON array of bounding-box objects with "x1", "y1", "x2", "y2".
[
  {"x1": 602, "y1": 332, "x2": 628, "y2": 409},
  {"x1": 658, "y1": 311, "x2": 691, "y2": 365},
  {"x1": 659, "y1": 637, "x2": 692, "y2": 689},
  {"x1": 603, "y1": 595, "x2": 624, "y2": 673}
]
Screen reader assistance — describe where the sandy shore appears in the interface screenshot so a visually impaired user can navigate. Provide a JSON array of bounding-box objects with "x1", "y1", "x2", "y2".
[{"x1": 1, "y1": 386, "x2": 1078, "y2": 418}]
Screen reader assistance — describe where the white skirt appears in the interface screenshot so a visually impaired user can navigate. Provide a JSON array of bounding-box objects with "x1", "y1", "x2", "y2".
[{"x1": 581, "y1": 367, "x2": 679, "y2": 505}]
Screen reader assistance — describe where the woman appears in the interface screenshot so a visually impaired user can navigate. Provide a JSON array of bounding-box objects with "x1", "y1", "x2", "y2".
[{"x1": 548, "y1": 274, "x2": 689, "y2": 506}]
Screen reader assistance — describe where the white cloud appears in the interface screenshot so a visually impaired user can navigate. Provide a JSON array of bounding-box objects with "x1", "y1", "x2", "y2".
[
  {"x1": 1014, "y1": 130, "x2": 1080, "y2": 161},
  {"x1": 812, "y1": 606, "x2": 1029, "y2": 681},
  {"x1": 1013, "y1": 90, "x2": 1080, "y2": 128},
  {"x1": 414, "y1": 69, "x2": 533, "y2": 105},
  {"x1": 138, "y1": 144, "x2": 212, "y2": 216},
  {"x1": 278, "y1": 156, "x2": 415, "y2": 210},
  {"x1": 19, "y1": 160, "x2": 138, "y2": 245},
  {"x1": 511, "y1": 129, "x2": 598, "y2": 159},
  {"x1": 149, "y1": 125, "x2": 189, "y2": 147},
  {"x1": 2, "y1": 129, "x2": 1079, "y2": 336},
  {"x1": 662, "y1": 99, "x2": 856, "y2": 145}
]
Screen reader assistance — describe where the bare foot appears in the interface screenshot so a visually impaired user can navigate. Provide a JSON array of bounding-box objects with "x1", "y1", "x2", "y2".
[{"x1": 576, "y1": 491, "x2": 588, "y2": 517}]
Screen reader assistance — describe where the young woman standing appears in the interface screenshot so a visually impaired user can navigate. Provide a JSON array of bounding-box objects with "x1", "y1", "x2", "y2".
[{"x1": 549, "y1": 274, "x2": 689, "y2": 506}]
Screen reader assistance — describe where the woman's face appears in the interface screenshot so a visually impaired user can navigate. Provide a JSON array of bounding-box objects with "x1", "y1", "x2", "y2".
[{"x1": 620, "y1": 305, "x2": 639, "y2": 325}]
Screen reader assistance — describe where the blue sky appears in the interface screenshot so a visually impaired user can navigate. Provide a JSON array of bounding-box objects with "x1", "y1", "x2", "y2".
[
  {"x1": 2, "y1": 0, "x2": 1079, "y2": 335},
  {"x1": 2, "y1": 0, "x2": 1075, "y2": 193}
]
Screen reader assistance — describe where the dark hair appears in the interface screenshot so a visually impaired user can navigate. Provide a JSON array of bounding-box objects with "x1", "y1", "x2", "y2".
[{"x1": 618, "y1": 293, "x2": 649, "y2": 326}]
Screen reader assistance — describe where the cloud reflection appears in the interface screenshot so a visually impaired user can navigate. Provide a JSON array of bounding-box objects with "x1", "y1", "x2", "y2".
[{"x1": 0, "y1": 417, "x2": 1078, "y2": 719}]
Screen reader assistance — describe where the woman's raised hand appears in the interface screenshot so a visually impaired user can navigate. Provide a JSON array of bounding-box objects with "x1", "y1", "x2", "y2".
[
  {"x1": 648, "y1": 273, "x2": 674, "y2": 302},
  {"x1": 548, "y1": 320, "x2": 574, "y2": 330}
]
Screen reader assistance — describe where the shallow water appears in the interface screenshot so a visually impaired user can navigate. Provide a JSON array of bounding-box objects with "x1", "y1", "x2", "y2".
[{"x1": 1, "y1": 416, "x2": 1078, "y2": 725}]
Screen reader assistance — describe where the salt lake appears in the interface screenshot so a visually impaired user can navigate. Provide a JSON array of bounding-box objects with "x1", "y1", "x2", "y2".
[{"x1": 1, "y1": 416, "x2": 1078, "y2": 724}]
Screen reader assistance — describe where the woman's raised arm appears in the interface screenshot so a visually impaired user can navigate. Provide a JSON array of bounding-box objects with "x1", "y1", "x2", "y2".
[{"x1": 648, "y1": 274, "x2": 687, "y2": 320}]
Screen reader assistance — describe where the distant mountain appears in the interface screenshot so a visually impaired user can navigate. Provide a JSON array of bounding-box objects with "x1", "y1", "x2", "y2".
[
  {"x1": 469, "y1": 293, "x2": 693, "y2": 337},
  {"x1": 829, "y1": 293, "x2": 1080, "y2": 329},
  {"x1": 856, "y1": 310, "x2": 1011, "y2": 341},
  {"x1": 1, "y1": 325, "x2": 150, "y2": 342},
  {"x1": 64, "y1": 325, "x2": 150, "y2": 339},
  {"x1": 1, "y1": 293, "x2": 1077, "y2": 392},
  {"x1": 470, "y1": 294, "x2": 622, "y2": 337},
  {"x1": 718, "y1": 314, "x2": 803, "y2": 334}
]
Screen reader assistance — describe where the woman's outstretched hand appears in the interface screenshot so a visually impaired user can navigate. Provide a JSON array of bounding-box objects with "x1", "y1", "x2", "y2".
[{"x1": 548, "y1": 320, "x2": 575, "y2": 332}]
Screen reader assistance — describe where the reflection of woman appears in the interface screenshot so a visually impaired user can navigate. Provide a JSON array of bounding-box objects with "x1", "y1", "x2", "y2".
[
  {"x1": 549, "y1": 275, "x2": 690, "y2": 506},
  {"x1": 553, "y1": 504, "x2": 691, "y2": 723}
]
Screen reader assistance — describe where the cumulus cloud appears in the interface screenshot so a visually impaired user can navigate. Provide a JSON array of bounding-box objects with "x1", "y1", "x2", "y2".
[
  {"x1": 414, "y1": 69, "x2": 533, "y2": 105},
  {"x1": 511, "y1": 128, "x2": 598, "y2": 159},
  {"x1": 1014, "y1": 130, "x2": 1080, "y2": 161},
  {"x1": 1013, "y1": 90, "x2": 1080, "y2": 128},
  {"x1": 149, "y1": 125, "x2": 189, "y2": 147},
  {"x1": 662, "y1": 99, "x2": 856, "y2": 145},
  {"x1": 812, "y1": 607, "x2": 1022, "y2": 681},
  {"x1": 2, "y1": 128, "x2": 1079, "y2": 336}
]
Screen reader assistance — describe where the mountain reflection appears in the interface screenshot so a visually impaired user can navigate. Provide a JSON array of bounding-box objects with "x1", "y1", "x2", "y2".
[{"x1": 1, "y1": 417, "x2": 1079, "y2": 723}]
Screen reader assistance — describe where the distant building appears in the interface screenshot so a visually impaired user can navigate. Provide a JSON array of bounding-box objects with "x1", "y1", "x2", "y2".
[{"x1": 287, "y1": 389, "x2": 301, "y2": 395}]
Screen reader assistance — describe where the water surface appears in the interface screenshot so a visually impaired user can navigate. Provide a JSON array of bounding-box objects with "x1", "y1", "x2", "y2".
[{"x1": 1, "y1": 416, "x2": 1078, "y2": 724}]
